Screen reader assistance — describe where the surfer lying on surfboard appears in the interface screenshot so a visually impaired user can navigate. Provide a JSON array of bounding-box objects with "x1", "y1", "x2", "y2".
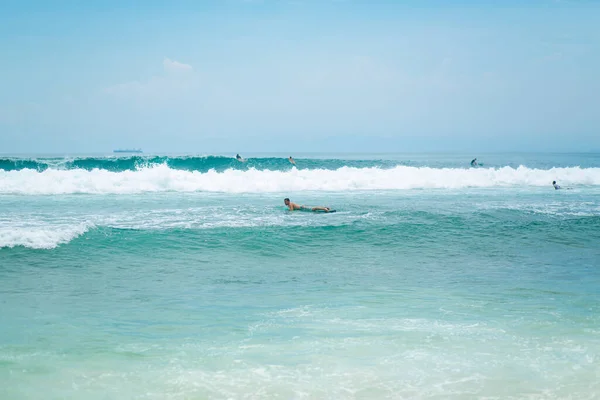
[{"x1": 284, "y1": 198, "x2": 333, "y2": 212}]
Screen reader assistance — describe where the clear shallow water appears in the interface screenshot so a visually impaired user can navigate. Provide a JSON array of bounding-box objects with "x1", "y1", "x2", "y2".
[{"x1": 1, "y1": 153, "x2": 600, "y2": 399}]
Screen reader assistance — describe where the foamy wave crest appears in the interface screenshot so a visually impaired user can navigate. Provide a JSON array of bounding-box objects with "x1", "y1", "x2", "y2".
[
  {"x1": 1, "y1": 165, "x2": 599, "y2": 195},
  {"x1": 0, "y1": 223, "x2": 92, "y2": 249}
]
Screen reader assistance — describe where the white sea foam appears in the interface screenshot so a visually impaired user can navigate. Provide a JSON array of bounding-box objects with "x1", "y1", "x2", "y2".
[
  {"x1": 0, "y1": 222, "x2": 92, "y2": 249},
  {"x1": 1, "y1": 165, "x2": 599, "y2": 195}
]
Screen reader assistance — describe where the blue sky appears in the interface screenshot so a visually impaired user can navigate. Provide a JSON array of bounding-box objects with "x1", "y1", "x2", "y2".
[{"x1": 0, "y1": 0, "x2": 598, "y2": 153}]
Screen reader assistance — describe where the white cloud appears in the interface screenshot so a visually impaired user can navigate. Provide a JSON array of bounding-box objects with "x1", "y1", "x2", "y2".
[{"x1": 163, "y1": 58, "x2": 193, "y2": 73}]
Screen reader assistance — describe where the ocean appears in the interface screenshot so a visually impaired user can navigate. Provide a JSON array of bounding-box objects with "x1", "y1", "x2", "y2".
[{"x1": 1, "y1": 153, "x2": 599, "y2": 399}]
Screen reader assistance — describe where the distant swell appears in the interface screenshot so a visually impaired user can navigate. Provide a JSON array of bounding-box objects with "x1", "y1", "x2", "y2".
[
  {"x1": 0, "y1": 155, "x2": 241, "y2": 172},
  {"x1": 1, "y1": 165, "x2": 599, "y2": 195},
  {"x1": 0, "y1": 156, "x2": 397, "y2": 173}
]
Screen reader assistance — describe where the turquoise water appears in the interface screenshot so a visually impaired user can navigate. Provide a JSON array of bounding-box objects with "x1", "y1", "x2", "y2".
[{"x1": 1, "y1": 153, "x2": 600, "y2": 399}]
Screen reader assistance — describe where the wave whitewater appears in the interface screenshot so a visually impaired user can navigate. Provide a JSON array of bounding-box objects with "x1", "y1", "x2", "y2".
[
  {"x1": 1, "y1": 165, "x2": 599, "y2": 195},
  {"x1": 0, "y1": 222, "x2": 93, "y2": 249}
]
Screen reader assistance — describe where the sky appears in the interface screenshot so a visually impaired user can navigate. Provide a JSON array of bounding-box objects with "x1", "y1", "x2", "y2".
[{"x1": 0, "y1": 0, "x2": 599, "y2": 154}]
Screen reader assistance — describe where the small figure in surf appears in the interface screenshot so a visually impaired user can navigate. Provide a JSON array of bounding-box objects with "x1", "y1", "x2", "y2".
[
  {"x1": 471, "y1": 158, "x2": 478, "y2": 167},
  {"x1": 288, "y1": 156, "x2": 296, "y2": 165},
  {"x1": 552, "y1": 181, "x2": 561, "y2": 190},
  {"x1": 284, "y1": 198, "x2": 331, "y2": 212},
  {"x1": 236, "y1": 154, "x2": 245, "y2": 162}
]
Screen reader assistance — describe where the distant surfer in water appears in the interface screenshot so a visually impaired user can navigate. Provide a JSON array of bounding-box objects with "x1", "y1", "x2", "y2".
[
  {"x1": 471, "y1": 158, "x2": 478, "y2": 167},
  {"x1": 552, "y1": 180, "x2": 572, "y2": 190},
  {"x1": 284, "y1": 198, "x2": 331, "y2": 212},
  {"x1": 236, "y1": 154, "x2": 245, "y2": 162},
  {"x1": 288, "y1": 156, "x2": 296, "y2": 165},
  {"x1": 552, "y1": 181, "x2": 561, "y2": 190}
]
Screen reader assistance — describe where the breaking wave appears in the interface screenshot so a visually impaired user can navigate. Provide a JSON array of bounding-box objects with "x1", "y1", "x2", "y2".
[
  {"x1": 1, "y1": 165, "x2": 599, "y2": 195},
  {"x1": 0, "y1": 222, "x2": 93, "y2": 249}
]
